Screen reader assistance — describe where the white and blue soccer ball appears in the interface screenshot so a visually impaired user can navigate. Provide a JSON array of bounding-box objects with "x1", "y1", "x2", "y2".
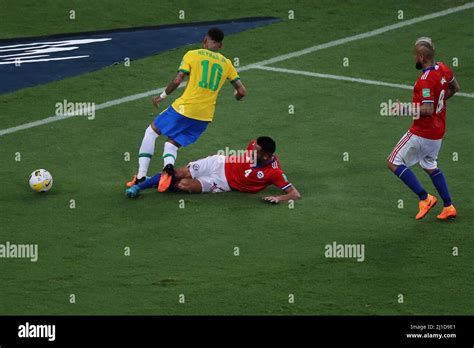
[{"x1": 29, "y1": 169, "x2": 53, "y2": 192}]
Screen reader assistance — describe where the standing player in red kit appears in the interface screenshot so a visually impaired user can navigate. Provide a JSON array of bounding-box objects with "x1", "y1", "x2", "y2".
[
  {"x1": 387, "y1": 37, "x2": 460, "y2": 220},
  {"x1": 125, "y1": 136, "x2": 301, "y2": 204}
]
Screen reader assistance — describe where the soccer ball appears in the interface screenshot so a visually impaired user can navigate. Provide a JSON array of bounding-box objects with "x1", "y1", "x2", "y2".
[{"x1": 29, "y1": 169, "x2": 53, "y2": 192}]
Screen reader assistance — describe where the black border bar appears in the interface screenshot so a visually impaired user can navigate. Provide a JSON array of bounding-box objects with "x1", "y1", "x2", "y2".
[{"x1": 0, "y1": 315, "x2": 473, "y2": 345}]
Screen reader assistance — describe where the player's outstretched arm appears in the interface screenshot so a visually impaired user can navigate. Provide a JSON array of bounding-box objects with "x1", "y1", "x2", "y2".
[
  {"x1": 231, "y1": 79, "x2": 247, "y2": 101},
  {"x1": 263, "y1": 186, "x2": 301, "y2": 204},
  {"x1": 152, "y1": 71, "x2": 188, "y2": 107},
  {"x1": 446, "y1": 77, "x2": 460, "y2": 99}
]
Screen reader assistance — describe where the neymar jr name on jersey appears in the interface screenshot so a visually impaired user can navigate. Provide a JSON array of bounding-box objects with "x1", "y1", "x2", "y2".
[{"x1": 197, "y1": 49, "x2": 227, "y2": 63}]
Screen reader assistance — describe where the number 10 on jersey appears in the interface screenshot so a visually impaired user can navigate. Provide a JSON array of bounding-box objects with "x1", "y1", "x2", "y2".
[{"x1": 199, "y1": 60, "x2": 223, "y2": 91}]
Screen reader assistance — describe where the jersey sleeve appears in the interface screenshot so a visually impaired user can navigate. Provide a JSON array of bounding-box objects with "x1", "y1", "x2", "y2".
[
  {"x1": 271, "y1": 169, "x2": 293, "y2": 191},
  {"x1": 417, "y1": 79, "x2": 435, "y2": 104},
  {"x1": 443, "y1": 63, "x2": 455, "y2": 83},
  {"x1": 178, "y1": 51, "x2": 192, "y2": 75},
  {"x1": 226, "y1": 59, "x2": 240, "y2": 82}
]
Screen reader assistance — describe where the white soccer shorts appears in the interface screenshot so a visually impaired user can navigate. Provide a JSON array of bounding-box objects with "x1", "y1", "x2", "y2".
[
  {"x1": 187, "y1": 155, "x2": 231, "y2": 193},
  {"x1": 387, "y1": 131, "x2": 442, "y2": 170}
]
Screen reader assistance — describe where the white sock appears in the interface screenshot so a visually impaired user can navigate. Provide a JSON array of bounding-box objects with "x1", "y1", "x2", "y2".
[
  {"x1": 137, "y1": 126, "x2": 159, "y2": 179},
  {"x1": 163, "y1": 142, "x2": 178, "y2": 167}
]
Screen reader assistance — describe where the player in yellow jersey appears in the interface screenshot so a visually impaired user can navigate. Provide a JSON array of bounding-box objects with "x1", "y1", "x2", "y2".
[{"x1": 127, "y1": 27, "x2": 247, "y2": 191}]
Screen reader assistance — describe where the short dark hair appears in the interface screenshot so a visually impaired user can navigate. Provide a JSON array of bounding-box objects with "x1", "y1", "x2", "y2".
[
  {"x1": 207, "y1": 27, "x2": 224, "y2": 43},
  {"x1": 257, "y1": 136, "x2": 276, "y2": 155}
]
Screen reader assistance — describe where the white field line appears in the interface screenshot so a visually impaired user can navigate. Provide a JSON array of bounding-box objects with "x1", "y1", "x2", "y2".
[
  {"x1": 0, "y1": 84, "x2": 179, "y2": 136},
  {"x1": 240, "y1": 2, "x2": 474, "y2": 71},
  {"x1": 1, "y1": 2, "x2": 473, "y2": 136},
  {"x1": 254, "y1": 65, "x2": 474, "y2": 98}
]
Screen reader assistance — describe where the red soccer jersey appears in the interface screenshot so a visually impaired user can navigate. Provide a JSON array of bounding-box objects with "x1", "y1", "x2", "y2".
[
  {"x1": 409, "y1": 62, "x2": 454, "y2": 140},
  {"x1": 224, "y1": 140, "x2": 293, "y2": 193}
]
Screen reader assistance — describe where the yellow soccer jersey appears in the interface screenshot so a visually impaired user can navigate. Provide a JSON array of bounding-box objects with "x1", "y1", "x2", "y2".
[{"x1": 171, "y1": 49, "x2": 240, "y2": 122}]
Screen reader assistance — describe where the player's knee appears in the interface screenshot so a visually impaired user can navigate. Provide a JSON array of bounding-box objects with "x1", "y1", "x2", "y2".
[
  {"x1": 149, "y1": 123, "x2": 161, "y2": 135},
  {"x1": 387, "y1": 161, "x2": 397, "y2": 172},
  {"x1": 167, "y1": 138, "x2": 181, "y2": 148}
]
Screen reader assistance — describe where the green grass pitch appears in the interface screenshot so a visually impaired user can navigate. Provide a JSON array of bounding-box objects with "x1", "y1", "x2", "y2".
[{"x1": 0, "y1": 0, "x2": 473, "y2": 315}]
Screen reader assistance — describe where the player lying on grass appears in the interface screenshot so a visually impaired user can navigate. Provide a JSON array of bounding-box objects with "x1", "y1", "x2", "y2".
[
  {"x1": 127, "y1": 27, "x2": 246, "y2": 192},
  {"x1": 125, "y1": 137, "x2": 301, "y2": 203},
  {"x1": 387, "y1": 37, "x2": 460, "y2": 220}
]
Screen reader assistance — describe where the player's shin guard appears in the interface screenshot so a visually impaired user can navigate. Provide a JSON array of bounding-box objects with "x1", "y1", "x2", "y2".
[
  {"x1": 429, "y1": 169, "x2": 452, "y2": 207},
  {"x1": 393, "y1": 165, "x2": 428, "y2": 200},
  {"x1": 163, "y1": 142, "x2": 178, "y2": 167},
  {"x1": 138, "y1": 126, "x2": 159, "y2": 179}
]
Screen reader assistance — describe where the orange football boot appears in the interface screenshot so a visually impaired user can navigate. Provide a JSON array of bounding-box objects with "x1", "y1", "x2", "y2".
[
  {"x1": 126, "y1": 175, "x2": 149, "y2": 187},
  {"x1": 157, "y1": 164, "x2": 174, "y2": 192},
  {"x1": 126, "y1": 175, "x2": 138, "y2": 188},
  {"x1": 415, "y1": 194, "x2": 437, "y2": 220},
  {"x1": 437, "y1": 205, "x2": 457, "y2": 220}
]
